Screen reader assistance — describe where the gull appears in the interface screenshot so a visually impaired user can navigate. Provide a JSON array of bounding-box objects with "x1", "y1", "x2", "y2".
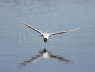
[
  {"x1": 19, "y1": 48, "x2": 71, "y2": 66},
  {"x1": 24, "y1": 24, "x2": 80, "y2": 43}
]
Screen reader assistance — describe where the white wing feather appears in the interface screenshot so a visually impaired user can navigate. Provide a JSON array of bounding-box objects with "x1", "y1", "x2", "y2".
[
  {"x1": 51, "y1": 28, "x2": 80, "y2": 36},
  {"x1": 24, "y1": 24, "x2": 42, "y2": 34}
]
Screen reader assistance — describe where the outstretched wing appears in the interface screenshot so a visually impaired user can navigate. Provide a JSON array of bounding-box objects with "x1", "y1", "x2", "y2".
[
  {"x1": 19, "y1": 55, "x2": 41, "y2": 66},
  {"x1": 24, "y1": 24, "x2": 42, "y2": 34},
  {"x1": 51, "y1": 28, "x2": 80, "y2": 36},
  {"x1": 50, "y1": 32, "x2": 67, "y2": 36},
  {"x1": 50, "y1": 54, "x2": 71, "y2": 62}
]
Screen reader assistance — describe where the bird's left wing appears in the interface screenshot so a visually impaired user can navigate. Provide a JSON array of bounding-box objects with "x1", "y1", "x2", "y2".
[
  {"x1": 24, "y1": 24, "x2": 42, "y2": 34},
  {"x1": 50, "y1": 28, "x2": 80, "y2": 36},
  {"x1": 19, "y1": 54, "x2": 41, "y2": 66}
]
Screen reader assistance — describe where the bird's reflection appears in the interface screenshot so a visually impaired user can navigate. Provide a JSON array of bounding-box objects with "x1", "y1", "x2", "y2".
[{"x1": 19, "y1": 48, "x2": 71, "y2": 67}]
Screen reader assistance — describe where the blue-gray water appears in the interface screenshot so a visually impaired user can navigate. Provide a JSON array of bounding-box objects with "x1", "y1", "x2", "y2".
[{"x1": 0, "y1": 0, "x2": 95, "y2": 72}]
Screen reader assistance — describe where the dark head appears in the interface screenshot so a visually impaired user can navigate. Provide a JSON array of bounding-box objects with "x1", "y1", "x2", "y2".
[
  {"x1": 43, "y1": 48, "x2": 47, "y2": 52},
  {"x1": 44, "y1": 38, "x2": 47, "y2": 43},
  {"x1": 39, "y1": 48, "x2": 48, "y2": 54}
]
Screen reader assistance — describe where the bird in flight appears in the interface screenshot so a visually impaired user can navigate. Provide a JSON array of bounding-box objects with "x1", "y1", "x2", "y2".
[
  {"x1": 19, "y1": 48, "x2": 71, "y2": 66},
  {"x1": 24, "y1": 24, "x2": 80, "y2": 43}
]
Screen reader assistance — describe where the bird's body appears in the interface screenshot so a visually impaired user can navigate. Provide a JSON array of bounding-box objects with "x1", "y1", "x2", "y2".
[
  {"x1": 42, "y1": 52, "x2": 49, "y2": 58},
  {"x1": 24, "y1": 24, "x2": 80, "y2": 43},
  {"x1": 39, "y1": 48, "x2": 50, "y2": 59},
  {"x1": 41, "y1": 33, "x2": 51, "y2": 42},
  {"x1": 43, "y1": 33, "x2": 50, "y2": 39}
]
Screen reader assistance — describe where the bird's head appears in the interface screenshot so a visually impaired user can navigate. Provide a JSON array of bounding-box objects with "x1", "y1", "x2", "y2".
[{"x1": 39, "y1": 48, "x2": 48, "y2": 54}]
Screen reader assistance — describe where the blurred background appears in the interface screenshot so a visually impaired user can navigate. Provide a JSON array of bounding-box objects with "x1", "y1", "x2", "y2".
[{"x1": 0, "y1": 0, "x2": 95, "y2": 72}]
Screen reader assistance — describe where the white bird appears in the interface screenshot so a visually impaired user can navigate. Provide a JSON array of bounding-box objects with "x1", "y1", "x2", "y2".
[
  {"x1": 24, "y1": 24, "x2": 80, "y2": 43},
  {"x1": 19, "y1": 48, "x2": 71, "y2": 66}
]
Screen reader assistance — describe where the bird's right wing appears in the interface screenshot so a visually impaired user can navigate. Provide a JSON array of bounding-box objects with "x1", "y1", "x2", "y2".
[
  {"x1": 24, "y1": 24, "x2": 42, "y2": 34},
  {"x1": 50, "y1": 28, "x2": 80, "y2": 36},
  {"x1": 63, "y1": 28, "x2": 80, "y2": 32},
  {"x1": 50, "y1": 54, "x2": 71, "y2": 63},
  {"x1": 19, "y1": 54, "x2": 41, "y2": 66}
]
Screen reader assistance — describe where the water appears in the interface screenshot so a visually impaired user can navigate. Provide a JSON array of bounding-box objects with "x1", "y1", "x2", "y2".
[{"x1": 0, "y1": 0, "x2": 95, "y2": 72}]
